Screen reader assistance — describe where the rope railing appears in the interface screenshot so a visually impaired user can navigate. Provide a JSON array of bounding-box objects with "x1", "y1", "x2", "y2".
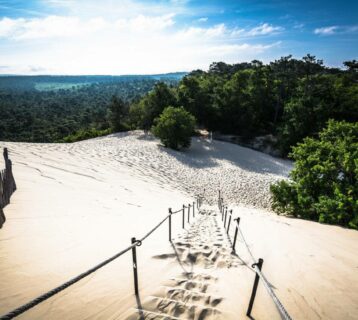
[
  {"x1": 0, "y1": 242, "x2": 139, "y2": 320},
  {"x1": 0, "y1": 193, "x2": 204, "y2": 319},
  {"x1": 217, "y1": 190, "x2": 293, "y2": 320}
]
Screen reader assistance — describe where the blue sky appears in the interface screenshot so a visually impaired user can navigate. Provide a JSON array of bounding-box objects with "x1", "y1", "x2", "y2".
[{"x1": 0, "y1": 0, "x2": 357, "y2": 74}]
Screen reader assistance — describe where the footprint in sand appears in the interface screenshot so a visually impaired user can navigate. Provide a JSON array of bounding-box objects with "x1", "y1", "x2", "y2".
[{"x1": 125, "y1": 208, "x2": 240, "y2": 319}]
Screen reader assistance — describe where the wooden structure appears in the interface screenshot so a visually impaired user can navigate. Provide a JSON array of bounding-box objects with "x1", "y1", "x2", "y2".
[{"x1": 0, "y1": 148, "x2": 16, "y2": 228}]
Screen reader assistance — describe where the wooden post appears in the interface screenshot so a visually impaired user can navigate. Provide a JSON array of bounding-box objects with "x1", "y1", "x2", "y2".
[
  {"x1": 169, "y1": 208, "x2": 172, "y2": 242},
  {"x1": 247, "y1": 259, "x2": 264, "y2": 317},
  {"x1": 222, "y1": 206, "x2": 227, "y2": 221},
  {"x1": 182, "y1": 205, "x2": 185, "y2": 229},
  {"x1": 231, "y1": 218, "x2": 240, "y2": 254},
  {"x1": 227, "y1": 210, "x2": 232, "y2": 233},
  {"x1": 3, "y1": 148, "x2": 8, "y2": 162},
  {"x1": 224, "y1": 208, "x2": 228, "y2": 228},
  {"x1": 131, "y1": 237, "x2": 139, "y2": 296},
  {"x1": 188, "y1": 204, "x2": 190, "y2": 223},
  {"x1": 0, "y1": 207, "x2": 5, "y2": 229}
]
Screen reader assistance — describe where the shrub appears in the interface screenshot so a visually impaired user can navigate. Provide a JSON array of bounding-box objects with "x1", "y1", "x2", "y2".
[
  {"x1": 270, "y1": 120, "x2": 358, "y2": 229},
  {"x1": 152, "y1": 106, "x2": 196, "y2": 150},
  {"x1": 61, "y1": 128, "x2": 112, "y2": 142}
]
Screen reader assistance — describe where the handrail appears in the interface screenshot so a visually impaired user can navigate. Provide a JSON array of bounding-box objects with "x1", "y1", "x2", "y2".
[
  {"x1": 139, "y1": 212, "x2": 171, "y2": 243},
  {"x1": 0, "y1": 242, "x2": 139, "y2": 320},
  {"x1": 218, "y1": 189, "x2": 292, "y2": 320},
  {"x1": 0, "y1": 196, "x2": 202, "y2": 320}
]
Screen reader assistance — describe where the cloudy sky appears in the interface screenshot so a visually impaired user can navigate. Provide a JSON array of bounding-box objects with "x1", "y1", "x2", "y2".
[{"x1": 0, "y1": 0, "x2": 357, "y2": 74}]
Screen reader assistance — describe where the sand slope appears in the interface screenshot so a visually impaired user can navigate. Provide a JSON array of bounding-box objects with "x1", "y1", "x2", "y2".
[{"x1": 0, "y1": 131, "x2": 357, "y2": 319}]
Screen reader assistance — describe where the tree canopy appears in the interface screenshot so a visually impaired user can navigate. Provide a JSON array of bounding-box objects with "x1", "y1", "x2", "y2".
[
  {"x1": 270, "y1": 120, "x2": 358, "y2": 229},
  {"x1": 129, "y1": 55, "x2": 357, "y2": 155},
  {"x1": 152, "y1": 106, "x2": 196, "y2": 150}
]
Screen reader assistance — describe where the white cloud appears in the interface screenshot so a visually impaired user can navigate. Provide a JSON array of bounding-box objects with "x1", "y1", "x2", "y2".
[
  {"x1": 42, "y1": 0, "x2": 189, "y2": 18},
  {"x1": 247, "y1": 23, "x2": 283, "y2": 36},
  {"x1": 176, "y1": 23, "x2": 226, "y2": 39},
  {"x1": 0, "y1": 15, "x2": 281, "y2": 74},
  {"x1": 314, "y1": 26, "x2": 338, "y2": 35},
  {"x1": 230, "y1": 27, "x2": 246, "y2": 37},
  {"x1": 0, "y1": 16, "x2": 107, "y2": 40},
  {"x1": 0, "y1": 14, "x2": 176, "y2": 40},
  {"x1": 314, "y1": 25, "x2": 358, "y2": 35},
  {"x1": 0, "y1": 17, "x2": 25, "y2": 38},
  {"x1": 115, "y1": 14, "x2": 175, "y2": 32},
  {"x1": 347, "y1": 25, "x2": 358, "y2": 32},
  {"x1": 198, "y1": 17, "x2": 208, "y2": 22}
]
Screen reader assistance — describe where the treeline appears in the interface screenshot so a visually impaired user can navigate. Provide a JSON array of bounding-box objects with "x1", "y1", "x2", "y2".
[
  {"x1": 1, "y1": 56, "x2": 357, "y2": 153},
  {"x1": 0, "y1": 77, "x2": 180, "y2": 142},
  {"x1": 126, "y1": 55, "x2": 358, "y2": 155}
]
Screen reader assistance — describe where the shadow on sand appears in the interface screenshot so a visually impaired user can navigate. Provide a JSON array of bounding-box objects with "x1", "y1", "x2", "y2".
[{"x1": 155, "y1": 136, "x2": 292, "y2": 176}]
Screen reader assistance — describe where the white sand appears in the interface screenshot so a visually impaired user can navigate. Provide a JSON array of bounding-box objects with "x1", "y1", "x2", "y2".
[{"x1": 0, "y1": 131, "x2": 357, "y2": 319}]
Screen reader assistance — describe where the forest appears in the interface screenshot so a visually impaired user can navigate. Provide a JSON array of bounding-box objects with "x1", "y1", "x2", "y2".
[
  {"x1": 0, "y1": 56, "x2": 357, "y2": 155},
  {"x1": 0, "y1": 74, "x2": 184, "y2": 142},
  {"x1": 127, "y1": 55, "x2": 357, "y2": 155}
]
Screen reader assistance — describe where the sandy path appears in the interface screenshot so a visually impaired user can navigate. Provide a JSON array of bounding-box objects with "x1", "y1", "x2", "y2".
[
  {"x1": 124, "y1": 206, "x2": 239, "y2": 320},
  {"x1": 0, "y1": 131, "x2": 357, "y2": 320}
]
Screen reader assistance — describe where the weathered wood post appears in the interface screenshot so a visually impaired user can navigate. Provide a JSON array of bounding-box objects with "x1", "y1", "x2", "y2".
[
  {"x1": 227, "y1": 210, "x2": 232, "y2": 233},
  {"x1": 0, "y1": 207, "x2": 5, "y2": 229},
  {"x1": 182, "y1": 205, "x2": 185, "y2": 229},
  {"x1": 231, "y1": 217, "x2": 240, "y2": 254},
  {"x1": 224, "y1": 208, "x2": 228, "y2": 228},
  {"x1": 131, "y1": 237, "x2": 139, "y2": 296},
  {"x1": 188, "y1": 204, "x2": 190, "y2": 223},
  {"x1": 247, "y1": 258, "x2": 264, "y2": 317},
  {"x1": 0, "y1": 170, "x2": 4, "y2": 208},
  {"x1": 168, "y1": 208, "x2": 172, "y2": 242},
  {"x1": 3, "y1": 148, "x2": 8, "y2": 162}
]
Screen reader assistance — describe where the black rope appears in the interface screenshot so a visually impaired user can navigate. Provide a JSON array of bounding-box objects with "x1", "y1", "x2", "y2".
[
  {"x1": 139, "y1": 213, "x2": 171, "y2": 242},
  {"x1": 217, "y1": 189, "x2": 292, "y2": 320},
  {"x1": 237, "y1": 223, "x2": 293, "y2": 320},
  {"x1": 0, "y1": 242, "x2": 139, "y2": 320},
  {"x1": 253, "y1": 265, "x2": 292, "y2": 320},
  {"x1": 0, "y1": 200, "x2": 197, "y2": 319}
]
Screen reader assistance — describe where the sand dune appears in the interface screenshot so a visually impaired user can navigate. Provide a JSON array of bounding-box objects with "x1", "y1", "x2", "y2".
[{"x1": 0, "y1": 131, "x2": 357, "y2": 319}]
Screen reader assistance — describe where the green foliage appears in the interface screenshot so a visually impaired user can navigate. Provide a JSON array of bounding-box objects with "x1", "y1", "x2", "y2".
[
  {"x1": 130, "y1": 55, "x2": 357, "y2": 155},
  {"x1": 0, "y1": 76, "x2": 181, "y2": 142},
  {"x1": 61, "y1": 128, "x2": 113, "y2": 143},
  {"x1": 152, "y1": 106, "x2": 196, "y2": 150},
  {"x1": 270, "y1": 120, "x2": 358, "y2": 229},
  {"x1": 108, "y1": 96, "x2": 128, "y2": 132},
  {"x1": 129, "y1": 82, "x2": 177, "y2": 131},
  {"x1": 1, "y1": 56, "x2": 357, "y2": 154}
]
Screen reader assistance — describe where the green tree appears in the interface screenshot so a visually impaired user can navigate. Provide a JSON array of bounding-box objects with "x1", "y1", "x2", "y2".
[
  {"x1": 140, "y1": 82, "x2": 177, "y2": 130},
  {"x1": 108, "y1": 95, "x2": 128, "y2": 132},
  {"x1": 270, "y1": 120, "x2": 358, "y2": 229},
  {"x1": 152, "y1": 106, "x2": 196, "y2": 150},
  {"x1": 278, "y1": 74, "x2": 337, "y2": 154}
]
